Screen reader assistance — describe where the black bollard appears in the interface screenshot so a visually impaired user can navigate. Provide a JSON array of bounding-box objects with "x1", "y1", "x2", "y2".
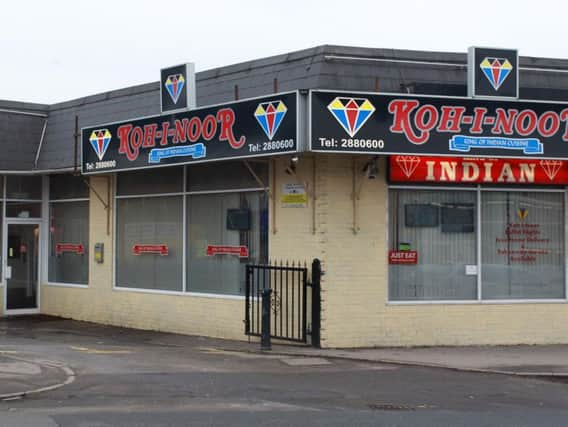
[{"x1": 261, "y1": 288, "x2": 272, "y2": 350}]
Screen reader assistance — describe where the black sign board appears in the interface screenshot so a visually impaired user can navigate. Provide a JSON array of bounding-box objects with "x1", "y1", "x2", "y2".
[
  {"x1": 468, "y1": 47, "x2": 518, "y2": 99},
  {"x1": 82, "y1": 91, "x2": 297, "y2": 174},
  {"x1": 311, "y1": 90, "x2": 568, "y2": 159},
  {"x1": 160, "y1": 63, "x2": 195, "y2": 113}
]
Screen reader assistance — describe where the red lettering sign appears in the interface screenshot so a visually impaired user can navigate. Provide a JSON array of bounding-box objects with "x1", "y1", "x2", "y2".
[
  {"x1": 206, "y1": 245, "x2": 249, "y2": 258},
  {"x1": 117, "y1": 108, "x2": 245, "y2": 162},
  {"x1": 132, "y1": 244, "x2": 169, "y2": 256},
  {"x1": 389, "y1": 156, "x2": 568, "y2": 185},
  {"x1": 388, "y1": 250, "x2": 418, "y2": 265},
  {"x1": 388, "y1": 99, "x2": 568, "y2": 145},
  {"x1": 55, "y1": 243, "x2": 85, "y2": 255}
]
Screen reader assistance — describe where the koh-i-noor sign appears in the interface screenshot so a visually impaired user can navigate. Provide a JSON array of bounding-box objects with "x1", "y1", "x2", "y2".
[
  {"x1": 82, "y1": 92, "x2": 297, "y2": 174},
  {"x1": 310, "y1": 90, "x2": 568, "y2": 160}
]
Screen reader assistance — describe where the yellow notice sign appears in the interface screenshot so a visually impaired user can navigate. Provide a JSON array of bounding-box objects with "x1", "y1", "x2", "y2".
[{"x1": 281, "y1": 183, "x2": 307, "y2": 208}]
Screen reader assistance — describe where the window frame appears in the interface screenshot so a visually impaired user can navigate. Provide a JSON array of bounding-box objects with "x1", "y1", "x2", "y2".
[
  {"x1": 388, "y1": 184, "x2": 568, "y2": 305},
  {"x1": 113, "y1": 163, "x2": 269, "y2": 298},
  {"x1": 46, "y1": 176, "x2": 90, "y2": 288}
]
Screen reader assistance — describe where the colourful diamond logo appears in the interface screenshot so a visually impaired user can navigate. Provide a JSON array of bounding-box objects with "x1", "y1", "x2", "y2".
[
  {"x1": 327, "y1": 97, "x2": 375, "y2": 137},
  {"x1": 164, "y1": 74, "x2": 185, "y2": 104},
  {"x1": 254, "y1": 100, "x2": 287, "y2": 140},
  {"x1": 89, "y1": 129, "x2": 112, "y2": 161},
  {"x1": 480, "y1": 57, "x2": 513, "y2": 91}
]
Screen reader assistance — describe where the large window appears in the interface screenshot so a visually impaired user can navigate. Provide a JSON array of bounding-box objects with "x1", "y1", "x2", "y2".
[
  {"x1": 48, "y1": 175, "x2": 89, "y2": 285},
  {"x1": 187, "y1": 192, "x2": 268, "y2": 295},
  {"x1": 481, "y1": 191, "x2": 564, "y2": 299},
  {"x1": 115, "y1": 161, "x2": 268, "y2": 295},
  {"x1": 389, "y1": 190, "x2": 477, "y2": 301},
  {"x1": 389, "y1": 188, "x2": 566, "y2": 302}
]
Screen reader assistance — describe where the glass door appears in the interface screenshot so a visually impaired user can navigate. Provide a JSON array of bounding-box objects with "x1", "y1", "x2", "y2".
[{"x1": 5, "y1": 223, "x2": 40, "y2": 312}]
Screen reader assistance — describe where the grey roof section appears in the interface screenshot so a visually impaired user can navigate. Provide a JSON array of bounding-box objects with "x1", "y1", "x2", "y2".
[
  {"x1": 5, "y1": 44, "x2": 568, "y2": 171},
  {"x1": 0, "y1": 100, "x2": 48, "y2": 170}
]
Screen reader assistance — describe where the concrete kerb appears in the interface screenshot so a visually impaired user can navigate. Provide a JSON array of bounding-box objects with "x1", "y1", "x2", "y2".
[
  {"x1": 221, "y1": 345, "x2": 568, "y2": 379},
  {"x1": 0, "y1": 352, "x2": 76, "y2": 401}
]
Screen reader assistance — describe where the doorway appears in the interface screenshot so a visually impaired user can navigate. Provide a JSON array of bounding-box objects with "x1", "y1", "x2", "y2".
[{"x1": 4, "y1": 222, "x2": 40, "y2": 313}]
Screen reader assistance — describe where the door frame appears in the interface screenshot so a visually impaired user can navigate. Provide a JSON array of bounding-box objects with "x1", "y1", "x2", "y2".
[{"x1": 3, "y1": 219, "x2": 42, "y2": 315}]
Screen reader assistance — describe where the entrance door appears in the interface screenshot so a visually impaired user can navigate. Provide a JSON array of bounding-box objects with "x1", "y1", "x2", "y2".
[{"x1": 5, "y1": 223, "x2": 40, "y2": 313}]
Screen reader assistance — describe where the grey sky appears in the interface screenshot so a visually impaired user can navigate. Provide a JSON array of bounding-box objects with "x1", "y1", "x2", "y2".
[{"x1": 2, "y1": 0, "x2": 565, "y2": 104}]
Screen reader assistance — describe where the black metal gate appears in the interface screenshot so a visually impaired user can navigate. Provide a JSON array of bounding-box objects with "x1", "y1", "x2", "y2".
[{"x1": 245, "y1": 259, "x2": 321, "y2": 346}]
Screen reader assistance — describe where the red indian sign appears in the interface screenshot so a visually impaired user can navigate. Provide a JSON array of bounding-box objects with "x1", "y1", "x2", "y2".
[
  {"x1": 55, "y1": 243, "x2": 85, "y2": 255},
  {"x1": 206, "y1": 245, "x2": 249, "y2": 258},
  {"x1": 132, "y1": 244, "x2": 169, "y2": 256},
  {"x1": 389, "y1": 156, "x2": 568, "y2": 185},
  {"x1": 388, "y1": 250, "x2": 418, "y2": 264}
]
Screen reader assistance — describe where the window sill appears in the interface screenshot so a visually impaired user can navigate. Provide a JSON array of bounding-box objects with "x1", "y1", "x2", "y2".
[
  {"x1": 387, "y1": 299, "x2": 568, "y2": 305},
  {"x1": 45, "y1": 282, "x2": 89, "y2": 289},
  {"x1": 112, "y1": 285, "x2": 245, "y2": 300}
]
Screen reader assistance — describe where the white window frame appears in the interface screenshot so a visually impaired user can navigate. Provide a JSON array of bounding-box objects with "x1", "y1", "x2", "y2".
[
  {"x1": 45, "y1": 175, "x2": 90, "y2": 288},
  {"x1": 387, "y1": 184, "x2": 568, "y2": 305}
]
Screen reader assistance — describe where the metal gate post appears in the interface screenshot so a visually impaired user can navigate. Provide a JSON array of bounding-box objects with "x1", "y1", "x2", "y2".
[
  {"x1": 311, "y1": 258, "x2": 322, "y2": 348},
  {"x1": 261, "y1": 288, "x2": 272, "y2": 350},
  {"x1": 245, "y1": 266, "x2": 251, "y2": 335}
]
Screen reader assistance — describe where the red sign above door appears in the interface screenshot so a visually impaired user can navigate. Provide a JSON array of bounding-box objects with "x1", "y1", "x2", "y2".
[{"x1": 389, "y1": 156, "x2": 568, "y2": 185}]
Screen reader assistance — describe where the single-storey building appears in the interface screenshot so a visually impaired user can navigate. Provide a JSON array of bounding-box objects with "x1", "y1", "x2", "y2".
[{"x1": 2, "y1": 45, "x2": 568, "y2": 347}]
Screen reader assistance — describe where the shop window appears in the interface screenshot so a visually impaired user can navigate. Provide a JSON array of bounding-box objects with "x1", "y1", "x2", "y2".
[
  {"x1": 48, "y1": 202, "x2": 89, "y2": 284},
  {"x1": 389, "y1": 190, "x2": 478, "y2": 301},
  {"x1": 48, "y1": 175, "x2": 89, "y2": 285},
  {"x1": 481, "y1": 192, "x2": 565, "y2": 299},
  {"x1": 6, "y1": 202, "x2": 41, "y2": 218},
  {"x1": 187, "y1": 192, "x2": 268, "y2": 295},
  {"x1": 6, "y1": 176, "x2": 42, "y2": 200},
  {"x1": 116, "y1": 196, "x2": 183, "y2": 291},
  {"x1": 50, "y1": 174, "x2": 89, "y2": 199},
  {"x1": 117, "y1": 167, "x2": 184, "y2": 196},
  {"x1": 187, "y1": 161, "x2": 268, "y2": 192}
]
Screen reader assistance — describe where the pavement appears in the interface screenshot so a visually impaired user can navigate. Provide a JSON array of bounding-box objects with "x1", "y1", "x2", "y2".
[{"x1": 1, "y1": 315, "x2": 568, "y2": 400}]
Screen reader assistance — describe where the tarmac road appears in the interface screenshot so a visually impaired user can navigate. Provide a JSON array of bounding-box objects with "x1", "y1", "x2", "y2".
[{"x1": 1, "y1": 316, "x2": 568, "y2": 426}]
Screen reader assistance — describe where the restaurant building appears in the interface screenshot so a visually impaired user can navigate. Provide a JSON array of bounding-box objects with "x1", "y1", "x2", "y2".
[{"x1": 2, "y1": 45, "x2": 568, "y2": 347}]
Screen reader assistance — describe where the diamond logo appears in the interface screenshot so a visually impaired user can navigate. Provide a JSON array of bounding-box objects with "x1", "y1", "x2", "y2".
[
  {"x1": 517, "y1": 207, "x2": 529, "y2": 221},
  {"x1": 327, "y1": 97, "x2": 375, "y2": 137},
  {"x1": 395, "y1": 156, "x2": 421, "y2": 178},
  {"x1": 480, "y1": 57, "x2": 513, "y2": 91},
  {"x1": 164, "y1": 74, "x2": 185, "y2": 104},
  {"x1": 89, "y1": 129, "x2": 112, "y2": 161},
  {"x1": 254, "y1": 100, "x2": 287, "y2": 140},
  {"x1": 540, "y1": 160, "x2": 563, "y2": 181}
]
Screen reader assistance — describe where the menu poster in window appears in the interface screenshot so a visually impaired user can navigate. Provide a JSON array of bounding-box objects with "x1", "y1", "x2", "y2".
[{"x1": 495, "y1": 211, "x2": 551, "y2": 264}]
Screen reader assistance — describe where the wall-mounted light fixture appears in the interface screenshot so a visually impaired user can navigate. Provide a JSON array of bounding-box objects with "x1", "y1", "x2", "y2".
[{"x1": 285, "y1": 155, "x2": 299, "y2": 176}]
